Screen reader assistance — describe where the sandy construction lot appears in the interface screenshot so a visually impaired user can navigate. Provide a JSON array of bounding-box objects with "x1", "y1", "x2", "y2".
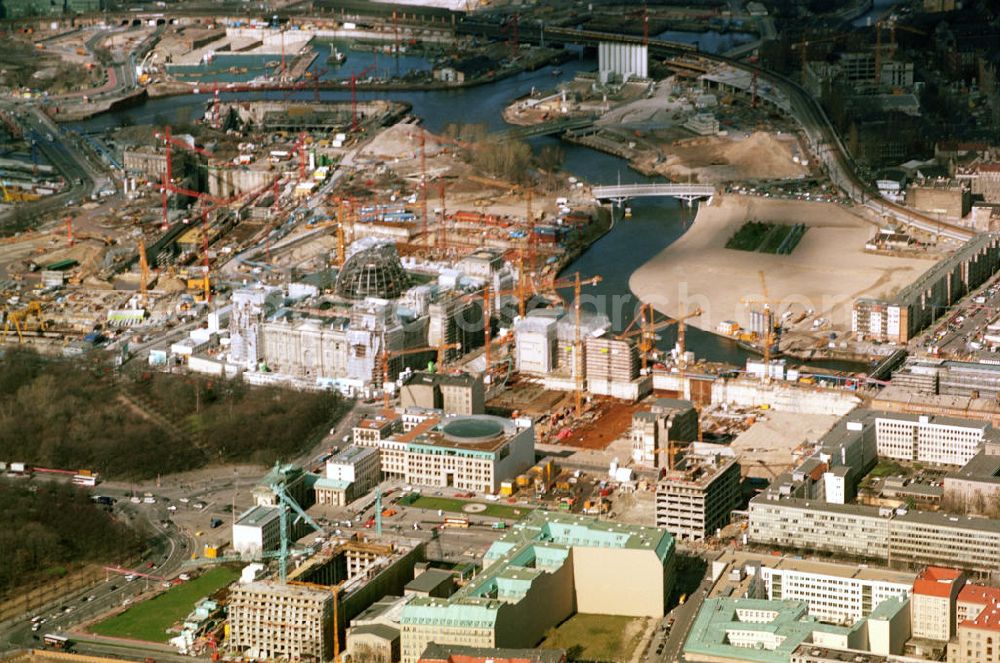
[
  {"x1": 731, "y1": 411, "x2": 840, "y2": 480},
  {"x1": 629, "y1": 195, "x2": 938, "y2": 334},
  {"x1": 634, "y1": 131, "x2": 811, "y2": 183}
]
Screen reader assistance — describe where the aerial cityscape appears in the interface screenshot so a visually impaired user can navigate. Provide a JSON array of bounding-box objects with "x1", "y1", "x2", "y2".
[{"x1": 1, "y1": 0, "x2": 999, "y2": 662}]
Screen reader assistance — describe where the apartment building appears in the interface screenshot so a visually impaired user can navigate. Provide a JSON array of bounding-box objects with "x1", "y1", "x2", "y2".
[
  {"x1": 853, "y1": 233, "x2": 1000, "y2": 343},
  {"x1": 655, "y1": 452, "x2": 740, "y2": 541},
  {"x1": 400, "y1": 512, "x2": 675, "y2": 663},
  {"x1": 315, "y1": 446, "x2": 381, "y2": 506},
  {"x1": 911, "y1": 567, "x2": 965, "y2": 641},
  {"x1": 354, "y1": 411, "x2": 407, "y2": 478},
  {"x1": 957, "y1": 585, "x2": 1000, "y2": 624},
  {"x1": 228, "y1": 581, "x2": 333, "y2": 661},
  {"x1": 875, "y1": 414, "x2": 989, "y2": 467},
  {"x1": 952, "y1": 610, "x2": 1000, "y2": 663},
  {"x1": 951, "y1": 586, "x2": 1000, "y2": 663}
]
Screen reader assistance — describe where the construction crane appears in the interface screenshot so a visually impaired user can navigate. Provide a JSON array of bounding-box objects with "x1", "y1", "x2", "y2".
[
  {"x1": 875, "y1": 20, "x2": 924, "y2": 86},
  {"x1": 185, "y1": 472, "x2": 322, "y2": 582},
  {"x1": 791, "y1": 32, "x2": 850, "y2": 81},
  {"x1": 617, "y1": 304, "x2": 703, "y2": 372},
  {"x1": 739, "y1": 270, "x2": 779, "y2": 384},
  {"x1": 155, "y1": 125, "x2": 234, "y2": 231},
  {"x1": 137, "y1": 238, "x2": 151, "y2": 304},
  {"x1": 293, "y1": 131, "x2": 313, "y2": 182},
  {"x1": 419, "y1": 128, "x2": 430, "y2": 247},
  {"x1": 536, "y1": 273, "x2": 603, "y2": 417},
  {"x1": 2, "y1": 300, "x2": 46, "y2": 343},
  {"x1": 461, "y1": 284, "x2": 527, "y2": 382},
  {"x1": 348, "y1": 64, "x2": 377, "y2": 132},
  {"x1": 380, "y1": 342, "x2": 462, "y2": 407}
]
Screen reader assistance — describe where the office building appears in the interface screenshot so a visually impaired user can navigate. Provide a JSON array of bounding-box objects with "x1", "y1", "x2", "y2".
[
  {"x1": 400, "y1": 511, "x2": 675, "y2": 663},
  {"x1": 232, "y1": 505, "x2": 281, "y2": 556},
  {"x1": 751, "y1": 556, "x2": 914, "y2": 626},
  {"x1": 400, "y1": 371, "x2": 485, "y2": 415},
  {"x1": 875, "y1": 414, "x2": 991, "y2": 465},
  {"x1": 749, "y1": 492, "x2": 1000, "y2": 573},
  {"x1": 315, "y1": 446, "x2": 381, "y2": 506},
  {"x1": 910, "y1": 566, "x2": 965, "y2": 641},
  {"x1": 683, "y1": 598, "x2": 862, "y2": 663},
  {"x1": 228, "y1": 581, "x2": 333, "y2": 661},
  {"x1": 400, "y1": 415, "x2": 534, "y2": 494},
  {"x1": 359, "y1": 415, "x2": 534, "y2": 494},
  {"x1": 655, "y1": 451, "x2": 740, "y2": 541},
  {"x1": 874, "y1": 414, "x2": 992, "y2": 467},
  {"x1": 631, "y1": 398, "x2": 698, "y2": 468}
]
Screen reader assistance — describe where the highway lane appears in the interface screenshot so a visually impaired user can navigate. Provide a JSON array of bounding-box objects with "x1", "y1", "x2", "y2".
[{"x1": 0, "y1": 495, "x2": 191, "y2": 652}]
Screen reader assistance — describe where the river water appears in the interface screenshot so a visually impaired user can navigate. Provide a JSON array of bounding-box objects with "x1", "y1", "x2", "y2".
[{"x1": 70, "y1": 39, "x2": 867, "y2": 371}]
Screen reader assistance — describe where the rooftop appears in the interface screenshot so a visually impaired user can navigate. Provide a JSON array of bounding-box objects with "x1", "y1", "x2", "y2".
[
  {"x1": 235, "y1": 505, "x2": 280, "y2": 528},
  {"x1": 350, "y1": 623, "x2": 400, "y2": 642},
  {"x1": 405, "y1": 568, "x2": 456, "y2": 594},
  {"x1": 913, "y1": 566, "x2": 965, "y2": 598},
  {"x1": 683, "y1": 597, "x2": 854, "y2": 663},
  {"x1": 330, "y1": 445, "x2": 379, "y2": 465},
  {"x1": 787, "y1": 644, "x2": 889, "y2": 662},
  {"x1": 659, "y1": 455, "x2": 739, "y2": 490},
  {"x1": 402, "y1": 511, "x2": 673, "y2": 627},
  {"x1": 418, "y1": 643, "x2": 565, "y2": 663},
  {"x1": 722, "y1": 551, "x2": 915, "y2": 586},
  {"x1": 396, "y1": 415, "x2": 523, "y2": 453}
]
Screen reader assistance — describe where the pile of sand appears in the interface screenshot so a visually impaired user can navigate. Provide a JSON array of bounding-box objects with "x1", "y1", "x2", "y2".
[{"x1": 654, "y1": 131, "x2": 809, "y2": 183}]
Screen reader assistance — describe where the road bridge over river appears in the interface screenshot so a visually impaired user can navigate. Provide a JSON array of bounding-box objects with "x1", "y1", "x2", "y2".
[{"x1": 592, "y1": 183, "x2": 716, "y2": 203}]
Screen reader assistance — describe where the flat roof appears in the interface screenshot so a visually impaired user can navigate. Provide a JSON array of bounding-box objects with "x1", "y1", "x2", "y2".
[
  {"x1": 398, "y1": 415, "x2": 521, "y2": 453},
  {"x1": 236, "y1": 505, "x2": 280, "y2": 528},
  {"x1": 723, "y1": 551, "x2": 915, "y2": 586},
  {"x1": 684, "y1": 597, "x2": 853, "y2": 663},
  {"x1": 330, "y1": 445, "x2": 379, "y2": 465},
  {"x1": 405, "y1": 569, "x2": 455, "y2": 594},
  {"x1": 351, "y1": 623, "x2": 399, "y2": 641}
]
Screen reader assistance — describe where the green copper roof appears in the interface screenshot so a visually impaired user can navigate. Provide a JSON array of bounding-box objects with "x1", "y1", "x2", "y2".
[{"x1": 684, "y1": 598, "x2": 856, "y2": 663}]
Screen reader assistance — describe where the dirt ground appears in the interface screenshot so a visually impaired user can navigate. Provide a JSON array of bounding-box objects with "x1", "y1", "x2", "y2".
[
  {"x1": 635, "y1": 131, "x2": 811, "y2": 183},
  {"x1": 730, "y1": 411, "x2": 840, "y2": 480},
  {"x1": 629, "y1": 194, "x2": 939, "y2": 335},
  {"x1": 557, "y1": 398, "x2": 646, "y2": 450}
]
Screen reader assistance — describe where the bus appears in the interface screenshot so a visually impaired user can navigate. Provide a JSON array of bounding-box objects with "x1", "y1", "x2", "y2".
[
  {"x1": 73, "y1": 474, "x2": 97, "y2": 487},
  {"x1": 442, "y1": 517, "x2": 469, "y2": 529},
  {"x1": 43, "y1": 634, "x2": 71, "y2": 650}
]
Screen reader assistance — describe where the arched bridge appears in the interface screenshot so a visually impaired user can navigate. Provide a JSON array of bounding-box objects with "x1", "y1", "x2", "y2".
[{"x1": 592, "y1": 183, "x2": 716, "y2": 203}]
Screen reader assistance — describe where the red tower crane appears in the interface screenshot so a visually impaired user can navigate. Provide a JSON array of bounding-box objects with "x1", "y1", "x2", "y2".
[{"x1": 349, "y1": 64, "x2": 377, "y2": 132}]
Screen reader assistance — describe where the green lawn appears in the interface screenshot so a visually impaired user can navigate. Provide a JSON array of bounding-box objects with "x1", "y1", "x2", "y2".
[
  {"x1": 91, "y1": 566, "x2": 239, "y2": 642},
  {"x1": 408, "y1": 494, "x2": 532, "y2": 520},
  {"x1": 539, "y1": 614, "x2": 648, "y2": 662},
  {"x1": 868, "y1": 460, "x2": 913, "y2": 479}
]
